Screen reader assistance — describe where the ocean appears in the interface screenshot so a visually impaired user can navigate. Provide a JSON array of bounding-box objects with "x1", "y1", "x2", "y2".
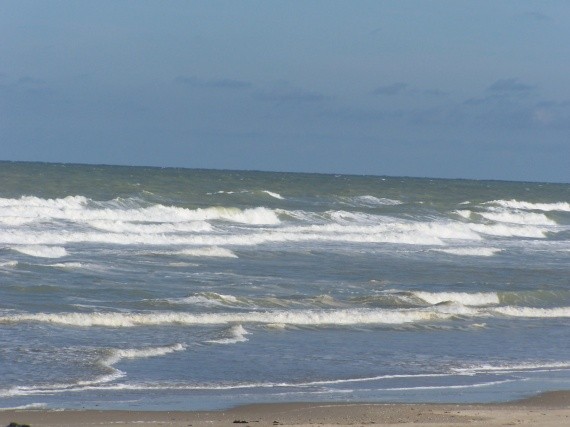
[{"x1": 1, "y1": 161, "x2": 569, "y2": 411}]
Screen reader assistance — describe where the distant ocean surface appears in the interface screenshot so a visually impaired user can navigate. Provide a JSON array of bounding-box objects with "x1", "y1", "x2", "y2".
[{"x1": 1, "y1": 161, "x2": 570, "y2": 411}]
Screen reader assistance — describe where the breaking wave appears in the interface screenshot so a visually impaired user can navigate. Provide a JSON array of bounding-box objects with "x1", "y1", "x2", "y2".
[
  {"x1": 0, "y1": 343, "x2": 186, "y2": 398},
  {"x1": 486, "y1": 199, "x2": 570, "y2": 212},
  {"x1": 345, "y1": 195, "x2": 403, "y2": 207},
  {"x1": 177, "y1": 247, "x2": 238, "y2": 258},
  {"x1": 12, "y1": 245, "x2": 68, "y2": 258},
  {"x1": 262, "y1": 190, "x2": 284, "y2": 200},
  {"x1": 206, "y1": 325, "x2": 250, "y2": 344},
  {"x1": 0, "y1": 308, "x2": 457, "y2": 327},
  {"x1": 452, "y1": 361, "x2": 570, "y2": 374},
  {"x1": 493, "y1": 306, "x2": 570, "y2": 318},
  {"x1": 479, "y1": 210, "x2": 557, "y2": 226},
  {"x1": 0, "y1": 196, "x2": 280, "y2": 225},
  {"x1": 413, "y1": 291, "x2": 500, "y2": 306}
]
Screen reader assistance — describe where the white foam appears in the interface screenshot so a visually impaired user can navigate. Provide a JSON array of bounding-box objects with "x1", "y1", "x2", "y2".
[
  {"x1": 350, "y1": 196, "x2": 402, "y2": 207},
  {"x1": 103, "y1": 343, "x2": 186, "y2": 366},
  {"x1": 433, "y1": 247, "x2": 501, "y2": 257},
  {"x1": 169, "y1": 293, "x2": 243, "y2": 307},
  {"x1": 0, "y1": 343, "x2": 187, "y2": 398},
  {"x1": 262, "y1": 190, "x2": 284, "y2": 199},
  {"x1": 0, "y1": 216, "x2": 36, "y2": 226},
  {"x1": 454, "y1": 210, "x2": 472, "y2": 219},
  {"x1": 0, "y1": 376, "x2": 517, "y2": 397},
  {"x1": 487, "y1": 199, "x2": 570, "y2": 212},
  {"x1": 479, "y1": 210, "x2": 557, "y2": 226},
  {"x1": 452, "y1": 361, "x2": 570, "y2": 374},
  {"x1": 0, "y1": 195, "x2": 89, "y2": 209},
  {"x1": 414, "y1": 291, "x2": 500, "y2": 306},
  {"x1": 87, "y1": 219, "x2": 212, "y2": 233},
  {"x1": 48, "y1": 262, "x2": 84, "y2": 269},
  {"x1": 0, "y1": 260, "x2": 18, "y2": 268},
  {"x1": 206, "y1": 324, "x2": 250, "y2": 344},
  {"x1": 0, "y1": 403, "x2": 48, "y2": 410},
  {"x1": 12, "y1": 245, "x2": 67, "y2": 258},
  {"x1": 381, "y1": 379, "x2": 516, "y2": 391},
  {"x1": 468, "y1": 223, "x2": 547, "y2": 238},
  {"x1": 0, "y1": 196, "x2": 280, "y2": 225},
  {"x1": 0, "y1": 308, "x2": 455, "y2": 327},
  {"x1": 177, "y1": 247, "x2": 238, "y2": 258},
  {"x1": 492, "y1": 306, "x2": 570, "y2": 318}
]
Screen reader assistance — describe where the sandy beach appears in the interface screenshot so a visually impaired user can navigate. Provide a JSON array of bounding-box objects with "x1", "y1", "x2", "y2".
[{"x1": 1, "y1": 391, "x2": 569, "y2": 427}]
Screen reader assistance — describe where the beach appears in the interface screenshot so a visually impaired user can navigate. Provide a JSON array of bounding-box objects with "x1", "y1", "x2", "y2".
[{"x1": 1, "y1": 391, "x2": 570, "y2": 426}]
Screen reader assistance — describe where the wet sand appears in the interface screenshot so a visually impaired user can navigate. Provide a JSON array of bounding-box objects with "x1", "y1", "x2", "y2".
[{"x1": 1, "y1": 391, "x2": 569, "y2": 426}]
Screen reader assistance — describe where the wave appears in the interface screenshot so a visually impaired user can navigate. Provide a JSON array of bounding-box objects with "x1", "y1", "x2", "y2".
[
  {"x1": 206, "y1": 324, "x2": 250, "y2": 344},
  {"x1": 343, "y1": 196, "x2": 402, "y2": 207},
  {"x1": 0, "y1": 403, "x2": 48, "y2": 410},
  {"x1": 103, "y1": 343, "x2": 186, "y2": 366},
  {"x1": 479, "y1": 210, "x2": 557, "y2": 226},
  {"x1": 492, "y1": 306, "x2": 570, "y2": 318},
  {"x1": 0, "y1": 373, "x2": 519, "y2": 397},
  {"x1": 0, "y1": 260, "x2": 18, "y2": 268},
  {"x1": 0, "y1": 343, "x2": 187, "y2": 398},
  {"x1": 0, "y1": 224, "x2": 456, "y2": 246},
  {"x1": 47, "y1": 262, "x2": 85, "y2": 269},
  {"x1": 0, "y1": 196, "x2": 280, "y2": 225},
  {"x1": 167, "y1": 292, "x2": 245, "y2": 307},
  {"x1": 454, "y1": 210, "x2": 472, "y2": 219},
  {"x1": 0, "y1": 308, "x2": 458, "y2": 328},
  {"x1": 0, "y1": 216, "x2": 37, "y2": 226},
  {"x1": 5, "y1": 304, "x2": 569, "y2": 329},
  {"x1": 87, "y1": 219, "x2": 212, "y2": 234},
  {"x1": 379, "y1": 379, "x2": 517, "y2": 391},
  {"x1": 262, "y1": 190, "x2": 284, "y2": 200},
  {"x1": 12, "y1": 245, "x2": 67, "y2": 258},
  {"x1": 468, "y1": 223, "x2": 547, "y2": 238},
  {"x1": 177, "y1": 247, "x2": 238, "y2": 258},
  {"x1": 452, "y1": 361, "x2": 570, "y2": 374},
  {"x1": 413, "y1": 291, "x2": 500, "y2": 306},
  {"x1": 0, "y1": 195, "x2": 89, "y2": 209},
  {"x1": 486, "y1": 199, "x2": 570, "y2": 212},
  {"x1": 432, "y1": 247, "x2": 501, "y2": 257}
]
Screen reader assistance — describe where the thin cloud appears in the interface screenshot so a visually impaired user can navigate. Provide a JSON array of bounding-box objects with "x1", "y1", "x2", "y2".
[
  {"x1": 174, "y1": 76, "x2": 252, "y2": 89},
  {"x1": 488, "y1": 78, "x2": 534, "y2": 93},
  {"x1": 372, "y1": 82, "x2": 408, "y2": 96},
  {"x1": 521, "y1": 11, "x2": 551, "y2": 22},
  {"x1": 255, "y1": 84, "x2": 326, "y2": 103},
  {"x1": 16, "y1": 76, "x2": 46, "y2": 86}
]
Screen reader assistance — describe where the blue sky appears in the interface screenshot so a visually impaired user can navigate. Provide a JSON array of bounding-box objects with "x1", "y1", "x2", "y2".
[{"x1": 2, "y1": 1, "x2": 570, "y2": 182}]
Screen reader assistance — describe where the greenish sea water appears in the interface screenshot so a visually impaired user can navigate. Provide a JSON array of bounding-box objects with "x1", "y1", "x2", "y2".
[{"x1": 1, "y1": 161, "x2": 569, "y2": 410}]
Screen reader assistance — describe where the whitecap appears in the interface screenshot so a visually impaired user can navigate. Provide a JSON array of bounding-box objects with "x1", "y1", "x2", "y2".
[
  {"x1": 47, "y1": 262, "x2": 84, "y2": 269},
  {"x1": 262, "y1": 190, "x2": 284, "y2": 199},
  {"x1": 0, "y1": 260, "x2": 18, "y2": 268},
  {"x1": 479, "y1": 210, "x2": 557, "y2": 226},
  {"x1": 0, "y1": 307, "x2": 457, "y2": 328},
  {"x1": 12, "y1": 245, "x2": 67, "y2": 258},
  {"x1": 413, "y1": 291, "x2": 500, "y2": 306},
  {"x1": 486, "y1": 199, "x2": 570, "y2": 212},
  {"x1": 177, "y1": 247, "x2": 238, "y2": 258},
  {"x1": 492, "y1": 306, "x2": 570, "y2": 318},
  {"x1": 206, "y1": 325, "x2": 250, "y2": 344}
]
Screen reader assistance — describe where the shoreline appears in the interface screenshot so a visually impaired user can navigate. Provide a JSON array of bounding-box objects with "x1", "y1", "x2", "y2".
[{"x1": 1, "y1": 391, "x2": 569, "y2": 426}]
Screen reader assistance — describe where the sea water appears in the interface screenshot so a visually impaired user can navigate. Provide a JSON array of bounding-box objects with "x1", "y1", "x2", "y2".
[{"x1": 0, "y1": 161, "x2": 569, "y2": 410}]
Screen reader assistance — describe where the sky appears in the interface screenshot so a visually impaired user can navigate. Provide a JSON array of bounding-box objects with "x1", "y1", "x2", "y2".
[{"x1": 2, "y1": 1, "x2": 570, "y2": 182}]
